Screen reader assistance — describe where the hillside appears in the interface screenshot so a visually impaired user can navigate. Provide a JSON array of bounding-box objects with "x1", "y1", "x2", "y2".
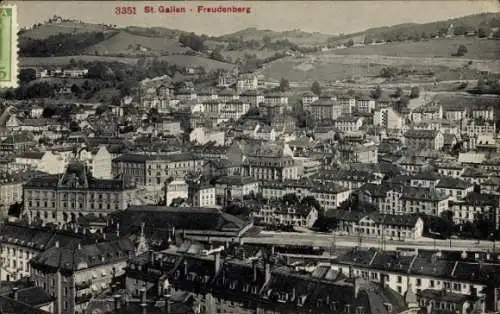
[
  {"x1": 156, "y1": 55, "x2": 232, "y2": 71},
  {"x1": 333, "y1": 12, "x2": 500, "y2": 43},
  {"x1": 216, "y1": 27, "x2": 332, "y2": 45},
  {"x1": 333, "y1": 37, "x2": 499, "y2": 60},
  {"x1": 20, "y1": 21, "x2": 114, "y2": 40},
  {"x1": 87, "y1": 30, "x2": 190, "y2": 56},
  {"x1": 20, "y1": 56, "x2": 139, "y2": 67}
]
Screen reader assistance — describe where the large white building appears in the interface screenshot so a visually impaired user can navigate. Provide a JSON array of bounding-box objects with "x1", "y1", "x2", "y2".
[
  {"x1": 374, "y1": 107, "x2": 403, "y2": 131},
  {"x1": 23, "y1": 161, "x2": 137, "y2": 226}
]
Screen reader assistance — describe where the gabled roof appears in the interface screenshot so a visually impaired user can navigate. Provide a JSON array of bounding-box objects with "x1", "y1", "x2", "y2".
[
  {"x1": 16, "y1": 151, "x2": 45, "y2": 159},
  {"x1": 31, "y1": 237, "x2": 135, "y2": 273},
  {"x1": 404, "y1": 129, "x2": 439, "y2": 139},
  {"x1": 109, "y1": 206, "x2": 251, "y2": 238},
  {"x1": 0, "y1": 295, "x2": 50, "y2": 314},
  {"x1": 436, "y1": 177, "x2": 472, "y2": 190}
]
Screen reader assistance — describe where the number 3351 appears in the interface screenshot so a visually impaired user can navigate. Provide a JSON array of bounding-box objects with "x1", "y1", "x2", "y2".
[{"x1": 115, "y1": 7, "x2": 136, "y2": 15}]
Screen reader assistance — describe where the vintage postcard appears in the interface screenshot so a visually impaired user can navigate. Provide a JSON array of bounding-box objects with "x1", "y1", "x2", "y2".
[
  {"x1": 0, "y1": 4, "x2": 17, "y2": 88},
  {"x1": 0, "y1": 1, "x2": 499, "y2": 314}
]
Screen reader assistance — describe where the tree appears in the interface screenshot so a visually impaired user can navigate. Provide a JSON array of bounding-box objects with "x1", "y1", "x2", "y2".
[
  {"x1": 82, "y1": 80, "x2": 91, "y2": 91},
  {"x1": 69, "y1": 120, "x2": 81, "y2": 132},
  {"x1": 18, "y1": 68, "x2": 37, "y2": 83},
  {"x1": 346, "y1": 39, "x2": 354, "y2": 47},
  {"x1": 209, "y1": 48, "x2": 225, "y2": 62},
  {"x1": 42, "y1": 105, "x2": 56, "y2": 118},
  {"x1": 477, "y1": 28, "x2": 487, "y2": 38},
  {"x1": 282, "y1": 193, "x2": 300, "y2": 205},
  {"x1": 70, "y1": 84, "x2": 82, "y2": 95},
  {"x1": 279, "y1": 77, "x2": 290, "y2": 92},
  {"x1": 363, "y1": 37, "x2": 373, "y2": 45},
  {"x1": 69, "y1": 58, "x2": 78, "y2": 68},
  {"x1": 379, "y1": 67, "x2": 397, "y2": 79},
  {"x1": 179, "y1": 32, "x2": 206, "y2": 52},
  {"x1": 409, "y1": 86, "x2": 420, "y2": 99},
  {"x1": 453, "y1": 25, "x2": 467, "y2": 36},
  {"x1": 311, "y1": 81, "x2": 321, "y2": 95},
  {"x1": 110, "y1": 95, "x2": 121, "y2": 106},
  {"x1": 95, "y1": 105, "x2": 108, "y2": 116},
  {"x1": 440, "y1": 210, "x2": 454, "y2": 222},
  {"x1": 300, "y1": 196, "x2": 322, "y2": 212},
  {"x1": 454, "y1": 45, "x2": 468, "y2": 57},
  {"x1": 370, "y1": 86, "x2": 382, "y2": 99},
  {"x1": 393, "y1": 87, "x2": 404, "y2": 98}
]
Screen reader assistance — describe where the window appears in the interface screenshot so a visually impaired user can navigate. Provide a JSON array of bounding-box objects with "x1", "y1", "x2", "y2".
[
  {"x1": 344, "y1": 304, "x2": 351, "y2": 314},
  {"x1": 430, "y1": 280, "x2": 435, "y2": 288},
  {"x1": 416, "y1": 278, "x2": 421, "y2": 287},
  {"x1": 384, "y1": 303, "x2": 393, "y2": 313},
  {"x1": 397, "y1": 276, "x2": 402, "y2": 283}
]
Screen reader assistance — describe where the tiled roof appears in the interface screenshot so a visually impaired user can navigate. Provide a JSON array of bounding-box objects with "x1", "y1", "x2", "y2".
[
  {"x1": 404, "y1": 129, "x2": 439, "y2": 139},
  {"x1": 31, "y1": 237, "x2": 135, "y2": 273},
  {"x1": 215, "y1": 176, "x2": 258, "y2": 186},
  {"x1": 0, "y1": 223, "x2": 85, "y2": 251},
  {"x1": 108, "y1": 206, "x2": 250, "y2": 239},
  {"x1": 436, "y1": 177, "x2": 472, "y2": 189},
  {"x1": 16, "y1": 151, "x2": 45, "y2": 159},
  {"x1": 0, "y1": 295, "x2": 50, "y2": 314},
  {"x1": 15, "y1": 286, "x2": 54, "y2": 307},
  {"x1": 401, "y1": 187, "x2": 448, "y2": 202}
]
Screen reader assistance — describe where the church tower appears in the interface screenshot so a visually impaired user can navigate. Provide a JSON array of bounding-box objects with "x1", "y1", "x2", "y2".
[{"x1": 135, "y1": 222, "x2": 148, "y2": 256}]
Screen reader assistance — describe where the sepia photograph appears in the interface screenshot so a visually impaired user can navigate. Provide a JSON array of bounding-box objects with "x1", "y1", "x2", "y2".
[{"x1": 0, "y1": 1, "x2": 499, "y2": 313}]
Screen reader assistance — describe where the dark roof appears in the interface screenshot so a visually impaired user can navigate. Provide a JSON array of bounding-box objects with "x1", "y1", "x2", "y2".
[
  {"x1": 409, "y1": 253, "x2": 456, "y2": 277},
  {"x1": 0, "y1": 223, "x2": 86, "y2": 251},
  {"x1": 0, "y1": 295, "x2": 50, "y2": 314},
  {"x1": 16, "y1": 151, "x2": 45, "y2": 159},
  {"x1": 31, "y1": 237, "x2": 135, "y2": 273},
  {"x1": 15, "y1": 286, "x2": 55, "y2": 307},
  {"x1": 436, "y1": 177, "x2": 472, "y2": 189},
  {"x1": 23, "y1": 162, "x2": 135, "y2": 190},
  {"x1": 369, "y1": 251, "x2": 415, "y2": 273},
  {"x1": 404, "y1": 129, "x2": 439, "y2": 139},
  {"x1": 109, "y1": 206, "x2": 250, "y2": 238},
  {"x1": 215, "y1": 176, "x2": 259, "y2": 186},
  {"x1": 417, "y1": 289, "x2": 476, "y2": 304}
]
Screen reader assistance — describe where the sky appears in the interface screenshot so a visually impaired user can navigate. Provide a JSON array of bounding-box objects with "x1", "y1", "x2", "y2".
[{"x1": 14, "y1": 1, "x2": 500, "y2": 36}]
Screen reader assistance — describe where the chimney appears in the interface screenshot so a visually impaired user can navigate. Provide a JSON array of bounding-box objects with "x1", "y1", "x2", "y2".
[
  {"x1": 77, "y1": 243, "x2": 82, "y2": 250},
  {"x1": 183, "y1": 260, "x2": 188, "y2": 275},
  {"x1": 55, "y1": 241, "x2": 59, "y2": 248},
  {"x1": 380, "y1": 273, "x2": 386, "y2": 288},
  {"x1": 11, "y1": 287, "x2": 19, "y2": 301},
  {"x1": 113, "y1": 294, "x2": 121, "y2": 312},
  {"x1": 265, "y1": 262, "x2": 271, "y2": 284},
  {"x1": 141, "y1": 287, "x2": 147, "y2": 314},
  {"x1": 252, "y1": 260, "x2": 257, "y2": 282},
  {"x1": 214, "y1": 251, "x2": 222, "y2": 274},
  {"x1": 354, "y1": 277, "x2": 360, "y2": 299}
]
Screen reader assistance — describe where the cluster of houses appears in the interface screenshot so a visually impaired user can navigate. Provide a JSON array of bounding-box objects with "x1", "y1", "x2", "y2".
[{"x1": 0, "y1": 67, "x2": 500, "y2": 313}]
